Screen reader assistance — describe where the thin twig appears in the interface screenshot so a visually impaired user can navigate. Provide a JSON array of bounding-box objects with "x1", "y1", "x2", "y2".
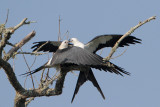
[
  {"x1": 45, "y1": 68, "x2": 50, "y2": 81},
  {"x1": 17, "y1": 52, "x2": 47, "y2": 55},
  {"x1": 111, "y1": 47, "x2": 128, "y2": 59},
  {"x1": 30, "y1": 56, "x2": 37, "y2": 69},
  {"x1": 20, "y1": 48, "x2": 35, "y2": 89},
  {"x1": 70, "y1": 71, "x2": 78, "y2": 76},
  {"x1": 40, "y1": 69, "x2": 46, "y2": 82},
  {"x1": 4, "y1": 9, "x2": 9, "y2": 25},
  {"x1": 99, "y1": 49, "x2": 103, "y2": 56},
  {"x1": 6, "y1": 41, "x2": 15, "y2": 47},
  {"x1": 24, "y1": 56, "x2": 37, "y2": 89},
  {"x1": 61, "y1": 30, "x2": 69, "y2": 40},
  {"x1": 58, "y1": 16, "x2": 62, "y2": 41},
  {"x1": 25, "y1": 97, "x2": 35, "y2": 106}
]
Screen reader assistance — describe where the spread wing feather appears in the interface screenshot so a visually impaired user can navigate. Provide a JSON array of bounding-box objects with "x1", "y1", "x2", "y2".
[
  {"x1": 85, "y1": 34, "x2": 142, "y2": 53},
  {"x1": 31, "y1": 41, "x2": 62, "y2": 52}
]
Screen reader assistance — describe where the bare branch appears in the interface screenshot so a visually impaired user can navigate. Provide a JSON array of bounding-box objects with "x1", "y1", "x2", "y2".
[
  {"x1": 0, "y1": 58, "x2": 25, "y2": 92},
  {"x1": 104, "y1": 16, "x2": 156, "y2": 61},
  {"x1": 58, "y1": 16, "x2": 62, "y2": 41},
  {"x1": 3, "y1": 31, "x2": 36, "y2": 61},
  {"x1": 1, "y1": 53, "x2": 68, "y2": 106},
  {"x1": 12, "y1": 18, "x2": 28, "y2": 33},
  {"x1": 0, "y1": 17, "x2": 36, "y2": 58},
  {"x1": 0, "y1": 27, "x2": 12, "y2": 57},
  {"x1": 17, "y1": 52, "x2": 47, "y2": 55}
]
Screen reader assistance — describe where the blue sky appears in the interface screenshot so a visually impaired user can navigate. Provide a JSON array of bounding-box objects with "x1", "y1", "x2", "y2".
[{"x1": 0, "y1": 0, "x2": 160, "y2": 107}]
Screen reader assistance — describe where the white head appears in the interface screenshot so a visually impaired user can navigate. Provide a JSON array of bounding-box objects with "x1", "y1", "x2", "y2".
[
  {"x1": 58, "y1": 40, "x2": 69, "y2": 50},
  {"x1": 69, "y1": 38, "x2": 84, "y2": 48}
]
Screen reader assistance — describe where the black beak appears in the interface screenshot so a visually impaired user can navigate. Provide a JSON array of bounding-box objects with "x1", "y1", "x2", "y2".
[
  {"x1": 68, "y1": 42, "x2": 73, "y2": 46},
  {"x1": 68, "y1": 39, "x2": 73, "y2": 46}
]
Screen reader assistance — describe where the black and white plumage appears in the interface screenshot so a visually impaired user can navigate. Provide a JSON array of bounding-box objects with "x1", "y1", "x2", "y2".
[
  {"x1": 23, "y1": 40, "x2": 114, "y2": 76},
  {"x1": 30, "y1": 34, "x2": 140, "y2": 102},
  {"x1": 69, "y1": 35, "x2": 134, "y2": 102},
  {"x1": 31, "y1": 34, "x2": 141, "y2": 53},
  {"x1": 24, "y1": 40, "x2": 127, "y2": 76}
]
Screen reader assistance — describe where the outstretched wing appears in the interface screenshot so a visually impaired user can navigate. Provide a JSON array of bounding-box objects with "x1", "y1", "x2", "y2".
[
  {"x1": 85, "y1": 34, "x2": 142, "y2": 53},
  {"x1": 31, "y1": 41, "x2": 62, "y2": 52},
  {"x1": 52, "y1": 46, "x2": 130, "y2": 76},
  {"x1": 51, "y1": 46, "x2": 104, "y2": 66}
]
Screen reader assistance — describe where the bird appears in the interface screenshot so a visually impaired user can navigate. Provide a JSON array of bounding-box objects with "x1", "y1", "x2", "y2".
[
  {"x1": 31, "y1": 34, "x2": 141, "y2": 53},
  {"x1": 22, "y1": 40, "x2": 114, "y2": 76},
  {"x1": 24, "y1": 39, "x2": 128, "y2": 76},
  {"x1": 31, "y1": 34, "x2": 141, "y2": 102}
]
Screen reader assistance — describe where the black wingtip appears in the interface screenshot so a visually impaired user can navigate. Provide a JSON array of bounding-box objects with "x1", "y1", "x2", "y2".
[{"x1": 103, "y1": 61, "x2": 131, "y2": 76}]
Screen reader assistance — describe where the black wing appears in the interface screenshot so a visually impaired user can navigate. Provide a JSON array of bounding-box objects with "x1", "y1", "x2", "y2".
[
  {"x1": 85, "y1": 34, "x2": 142, "y2": 53},
  {"x1": 71, "y1": 69, "x2": 105, "y2": 103},
  {"x1": 52, "y1": 46, "x2": 130, "y2": 76},
  {"x1": 31, "y1": 41, "x2": 62, "y2": 52},
  {"x1": 102, "y1": 61, "x2": 130, "y2": 76}
]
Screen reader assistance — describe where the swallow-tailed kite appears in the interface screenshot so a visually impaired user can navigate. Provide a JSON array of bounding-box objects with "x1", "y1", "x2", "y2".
[
  {"x1": 32, "y1": 34, "x2": 141, "y2": 53},
  {"x1": 31, "y1": 34, "x2": 141, "y2": 102},
  {"x1": 23, "y1": 40, "x2": 115, "y2": 75}
]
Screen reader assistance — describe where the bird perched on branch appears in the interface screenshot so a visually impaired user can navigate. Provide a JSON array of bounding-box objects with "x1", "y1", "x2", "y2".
[{"x1": 30, "y1": 34, "x2": 141, "y2": 102}]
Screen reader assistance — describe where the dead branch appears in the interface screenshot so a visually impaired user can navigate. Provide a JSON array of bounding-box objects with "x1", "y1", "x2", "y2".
[
  {"x1": 0, "y1": 58, "x2": 25, "y2": 92},
  {"x1": 103, "y1": 16, "x2": 156, "y2": 61},
  {"x1": 17, "y1": 52, "x2": 47, "y2": 55},
  {"x1": 0, "y1": 16, "x2": 70, "y2": 107},
  {"x1": 3, "y1": 31, "x2": 36, "y2": 61},
  {"x1": 0, "y1": 51, "x2": 68, "y2": 106},
  {"x1": 0, "y1": 15, "x2": 156, "y2": 107},
  {"x1": 11, "y1": 18, "x2": 34, "y2": 33}
]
